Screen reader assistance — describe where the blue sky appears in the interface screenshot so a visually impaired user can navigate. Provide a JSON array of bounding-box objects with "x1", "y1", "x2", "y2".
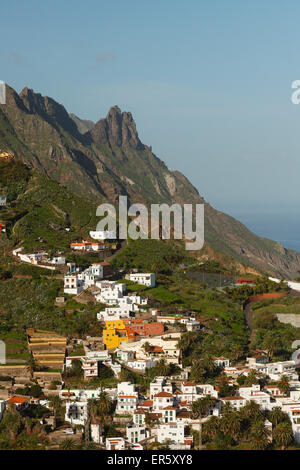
[{"x1": 2, "y1": 0, "x2": 300, "y2": 236}]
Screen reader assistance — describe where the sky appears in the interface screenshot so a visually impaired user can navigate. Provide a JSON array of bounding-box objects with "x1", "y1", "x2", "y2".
[{"x1": 2, "y1": 0, "x2": 300, "y2": 243}]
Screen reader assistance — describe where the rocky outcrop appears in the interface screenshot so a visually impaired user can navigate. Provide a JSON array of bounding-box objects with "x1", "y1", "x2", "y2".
[
  {"x1": 1, "y1": 83, "x2": 300, "y2": 278},
  {"x1": 90, "y1": 105, "x2": 144, "y2": 149}
]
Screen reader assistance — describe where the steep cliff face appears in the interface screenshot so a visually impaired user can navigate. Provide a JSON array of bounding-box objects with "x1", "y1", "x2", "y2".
[{"x1": 0, "y1": 84, "x2": 300, "y2": 278}]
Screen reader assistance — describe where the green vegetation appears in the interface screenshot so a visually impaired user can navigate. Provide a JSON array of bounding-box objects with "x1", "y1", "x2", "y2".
[
  {"x1": 111, "y1": 238, "x2": 193, "y2": 274},
  {"x1": 252, "y1": 295, "x2": 300, "y2": 315},
  {"x1": 251, "y1": 311, "x2": 300, "y2": 361},
  {"x1": 224, "y1": 277, "x2": 289, "y2": 303},
  {"x1": 203, "y1": 401, "x2": 294, "y2": 450},
  {"x1": 0, "y1": 277, "x2": 100, "y2": 337}
]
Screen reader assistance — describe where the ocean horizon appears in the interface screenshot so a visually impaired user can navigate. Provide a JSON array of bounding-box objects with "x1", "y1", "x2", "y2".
[{"x1": 230, "y1": 212, "x2": 300, "y2": 253}]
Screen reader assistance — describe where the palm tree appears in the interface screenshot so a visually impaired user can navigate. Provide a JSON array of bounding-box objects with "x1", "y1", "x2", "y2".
[
  {"x1": 48, "y1": 396, "x2": 63, "y2": 430},
  {"x1": 240, "y1": 401, "x2": 264, "y2": 423},
  {"x1": 203, "y1": 415, "x2": 220, "y2": 442},
  {"x1": 249, "y1": 420, "x2": 270, "y2": 450},
  {"x1": 85, "y1": 398, "x2": 100, "y2": 445},
  {"x1": 277, "y1": 375, "x2": 290, "y2": 396},
  {"x1": 200, "y1": 355, "x2": 216, "y2": 376},
  {"x1": 98, "y1": 391, "x2": 112, "y2": 423},
  {"x1": 220, "y1": 411, "x2": 242, "y2": 442},
  {"x1": 156, "y1": 359, "x2": 169, "y2": 377},
  {"x1": 268, "y1": 407, "x2": 288, "y2": 427},
  {"x1": 191, "y1": 396, "x2": 217, "y2": 449},
  {"x1": 59, "y1": 438, "x2": 77, "y2": 450},
  {"x1": 26, "y1": 356, "x2": 38, "y2": 379},
  {"x1": 273, "y1": 421, "x2": 294, "y2": 449}
]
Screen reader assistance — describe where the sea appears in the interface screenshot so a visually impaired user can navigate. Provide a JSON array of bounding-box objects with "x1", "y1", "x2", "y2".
[{"x1": 231, "y1": 212, "x2": 300, "y2": 253}]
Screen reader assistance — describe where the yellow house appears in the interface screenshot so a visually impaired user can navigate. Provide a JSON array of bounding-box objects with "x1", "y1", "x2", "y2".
[
  {"x1": 103, "y1": 320, "x2": 129, "y2": 349},
  {"x1": 105, "y1": 320, "x2": 126, "y2": 330}
]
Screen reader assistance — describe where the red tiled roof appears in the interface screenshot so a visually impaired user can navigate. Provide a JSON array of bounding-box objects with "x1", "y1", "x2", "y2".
[
  {"x1": 8, "y1": 396, "x2": 29, "y2": 404},
  {"x1": 149, "y1": 413, "x2": 162, "y2": 420},
  {"x1": 222, "y1": 396, "x2": 244, "y2": 401},
  {"x1": 140, "y1": 400, "x2": 153, "y2": 407},
  {"x1": 154, "y1": 391, "x2": 173, "y2": 398}
]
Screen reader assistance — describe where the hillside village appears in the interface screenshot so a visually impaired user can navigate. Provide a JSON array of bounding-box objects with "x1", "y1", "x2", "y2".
[
  {"x1": 1, "y1": 157, "x2": 300, "y2": 450},
  {"x1": 1, "y1": 238, "x2": 300, "y2": 450}
]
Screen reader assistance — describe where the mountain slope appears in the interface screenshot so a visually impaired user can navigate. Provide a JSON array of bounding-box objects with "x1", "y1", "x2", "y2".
[
  {"x1": 69, "y1": 113, "x2": 95, "y2": 134},
  {"x1": 0, "y1": 84, "x2": 300, "y2": 278}
]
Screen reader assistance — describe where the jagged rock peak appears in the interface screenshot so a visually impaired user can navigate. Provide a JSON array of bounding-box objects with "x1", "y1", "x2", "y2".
[
  {"x1": 91, "y1": 105, "x2": 144, "y2": 150},
  {"x1": 19, "y1": 87, "x2": 81, "y2": 138}
]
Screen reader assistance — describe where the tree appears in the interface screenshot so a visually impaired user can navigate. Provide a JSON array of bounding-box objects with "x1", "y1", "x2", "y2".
[
  {"x1": 98, "y1": 392, "x2": 112, "y2": 423},
  {"x1": 220, "y1": 411, "x2": 242, "y2": 442},
  {"x1": 277, "y1": 375, "x2": 290, "y2": 396},
  {"x1": 268, "y1": 407, "x2": 289, "y2": 427},
  {"x1": 191, "y1": 396, "x2": 217, "y2": 449},
  {"x1": 217, "y1": 376, "x2": 234, "y2": 398},
  {"x1": 243, "y1": 370, "x2": 259, "y2": 387},
  {"x1": 262, "y1": 331, "x2": 282, "y2": 359},
  {"x1": 59, "y1": 438, "x2": 77, "y2": 450},
  {"x1": 26, "y1": 357, "x2": 39, "y2": 379},
  {"x1": 155, "y1": 359, "x2": 169, "y2": 377},
  {"x1": 85, "y1": 398, "x2": 100, "y2": 445},
  {"x1": 48, "y1": 396, "x2": 63, "y2": 430},
  {"x1": 273, "y1": 421, "x2": 294, "y2": 449},
  {"x1": 203, "y1": 415, "x2": 220, "y2": 442},
  {"x1": 249, "y1": 421, "x2": 270, "y2": 450},
  {"x1": 190, "y1": 360, "x2": 206, "y2": 383},
  {"x1": 240, "y1": 401, "x2": 264, "y2": 423}
]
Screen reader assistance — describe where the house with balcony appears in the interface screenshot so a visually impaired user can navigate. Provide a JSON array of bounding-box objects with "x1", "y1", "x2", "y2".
[
  {"x1": 153, "y1": 391, "x2": 174, "y2": 411},
  {"x1": 157, "y1": 422, "x2": 187, "y2": 445},
  {"x1": 116, "y1": 382, "x2": 139, "y2": 415},
  {"x1": 126, "y1": 423, "x2": 148, "y2": 443},
  {"x1": 64, "y1": 274, "x2": 84, "y2": 295},
  {"x1": 65, "y1": 400, "x2": 87, "y2": 426},
  {"x1": 125, "y1": 273, "x2": 156, "y2": 288}
]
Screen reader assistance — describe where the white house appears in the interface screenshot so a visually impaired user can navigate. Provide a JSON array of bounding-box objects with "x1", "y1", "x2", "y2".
[
  {"x1": 91, "y1": 422, "x2": 104, "y2": 445},
  {"x1": 238, "y1": 385, "x2": 272, "y2": 410},
  {"x1": 97, "y1": 306, "x2": 134, "y2": 322},
  {"x1": 96, "y1": 281, "x2": 125, "y2": 294},
  {"x1": 117, "y1": 350, "x2": 136, "y2": 363},
  {"x1": 249, "y1": 360, "x2": 296, "y2": 380},
  {"x1": 157, "y1": 423, "x2": 185, "y2": 444},
  {"x1": 116, "y1": 382, "x2": 139, "y2": 415},
  {"x1": 65, "y1": 401, "x2": 87, "y2": 426},
  {"x1": 18, "y1": 251, "x2": 47, "y2": 265},
  {"x1": 126, "y1": 273, "x2": 156, "y2": 288},
  {"x1": 213, "y1": 357, "x2": 230, "y2": 368},
  {"x1": 90, "y1": 230, "x2": 116, "y2": 240},
  {"x1": 126, "y1": 424, "x2": 148, "y2": 444},
  {"x1": 176, "y1": 382, "x2": 218, "y2": 404},
  {"x1": 153, "y1": 391, "x2": 174, "y2": 411},
  {"x1": 150, "y1": 377, "x2": 173, "y2": 399},
  {"x1": 0, "y1": 196, "x2": 7, "y2": 206},
  {"x1": 133, "y1": 409, "x2": 147, "y2": 426},
  {"x1": 106, "y1": 437, "x2": 126, "y2": 450},
  {"x1": 127, "y1": 359, "x2": 157, "y2": 372},
  {"x1": 49, "y1": 256, "x2": 66, "y2": 265},
  {"x1": 64, "y1": 274, "x2": 84, "y2": 295},
  {"x1": 221, "y1": 396, "x2": 247, "y2": 411},
  {"x1": 186, "y1": 320, "x2": 201, "y2": 332}
]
